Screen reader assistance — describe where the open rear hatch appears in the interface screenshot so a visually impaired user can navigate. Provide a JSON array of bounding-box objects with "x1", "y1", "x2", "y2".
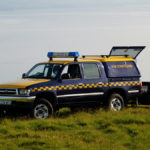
[{"x1": 109, "y1": 46, "x2": 145, "y2": 59}]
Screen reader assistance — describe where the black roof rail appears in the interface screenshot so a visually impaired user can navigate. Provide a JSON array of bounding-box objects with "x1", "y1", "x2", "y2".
[
  {"x1": 82, "y1": 55, "x2": 109, "y2": 58},
  {"x1": 82, "y1": 55, "x2": 129, "y2": 58},
  {"x1": 108, "y1": 55, "x2": 129, "y2": 57}
]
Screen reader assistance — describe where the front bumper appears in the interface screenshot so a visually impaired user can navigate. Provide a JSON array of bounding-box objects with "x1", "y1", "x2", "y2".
[
  {"x1": 0, "y1": 96, "x2": 35, "y2": 109},
  {"x1": 0, "y1": 96, "x2": 35, "y2": 102}
]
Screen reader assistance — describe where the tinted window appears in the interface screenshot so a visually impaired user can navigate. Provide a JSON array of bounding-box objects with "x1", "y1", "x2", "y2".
[
  {"x1": 83, "y1": 63, "x2": 100, "y2": 78},
  {"x1": 61, "y1": 64, "x2": 81, "y2": 79}
]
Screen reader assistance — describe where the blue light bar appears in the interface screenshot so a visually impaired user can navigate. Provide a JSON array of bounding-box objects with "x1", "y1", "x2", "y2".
[
  {"x1": 47, "y1": 52, "x2": 79, "y2": 58},
  {"x1": 68, "y1": 52, "x2": 79, "y2": 57}
]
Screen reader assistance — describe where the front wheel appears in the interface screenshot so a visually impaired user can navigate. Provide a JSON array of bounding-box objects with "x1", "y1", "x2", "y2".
[
  {"x1": 108, "y1": 93, "x2": 124, "y2": 111},
  {"x1": 32, "y1": 98, "x2": 54, "y2": 119}
]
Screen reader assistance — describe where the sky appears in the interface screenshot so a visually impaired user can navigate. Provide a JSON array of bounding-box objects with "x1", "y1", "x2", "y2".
[{"x1": 0, "y1": 0, "x2": 150, "y2": 82}]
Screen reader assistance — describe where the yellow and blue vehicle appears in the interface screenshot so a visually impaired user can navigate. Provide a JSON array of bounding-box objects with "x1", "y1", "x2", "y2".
[{"x1": 0, "y1": 46, "x2": 145, "y2": 118}]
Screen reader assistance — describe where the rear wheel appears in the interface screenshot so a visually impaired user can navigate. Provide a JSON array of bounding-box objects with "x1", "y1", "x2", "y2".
[
  {"x1": 32, "y1": 98, "x2": 54, "y2": 119},
  {"x1": 108, "y1": 93, "x2": 124, "y2": 111}
]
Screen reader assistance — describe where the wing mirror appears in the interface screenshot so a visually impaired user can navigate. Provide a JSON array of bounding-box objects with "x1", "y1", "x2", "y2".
[
  {"x1": 22, "y1": 73, "x2": 26, "y2": 79},
  {"x1": 61, "y1": 73, "x2": 70, "y2": 80}
]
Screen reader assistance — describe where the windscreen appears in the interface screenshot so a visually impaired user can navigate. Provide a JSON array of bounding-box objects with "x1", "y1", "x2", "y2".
[
  {"x1": 25, "y1": 63, "x2": 63, "y2": 79},
  {"x1": 110, "y1": 46, "x2": 145, "y2": 59}
]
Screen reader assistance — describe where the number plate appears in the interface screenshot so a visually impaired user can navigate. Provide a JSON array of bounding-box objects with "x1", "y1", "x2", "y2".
[{"x1": 0, "y1": 100, "x2": 12, "y2": 105}]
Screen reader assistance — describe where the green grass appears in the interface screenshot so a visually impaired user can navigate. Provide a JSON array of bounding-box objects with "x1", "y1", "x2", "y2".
[{"x1": 0, "y1": 107, "x2": 150, "y2": 150}]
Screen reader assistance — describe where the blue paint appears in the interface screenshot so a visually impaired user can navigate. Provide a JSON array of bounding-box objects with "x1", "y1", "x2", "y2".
[
  {"x1": 103, "y1": 61, "x2": 141, "y2": 78},
  {"x1": 47, "y1": 52, "x2": 79, "y2": 57}
]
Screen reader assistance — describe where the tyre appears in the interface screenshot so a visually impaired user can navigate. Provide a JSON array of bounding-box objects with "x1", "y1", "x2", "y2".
[
  {"x1": 108, "y1": 93, "x2": 124, "y2": 111},
  {"x1": 32, "y1": 98, "x2": 54, "y2": 119},
  {"x1": 70, "y1": 107, "x2": 77, "y2": 113}
]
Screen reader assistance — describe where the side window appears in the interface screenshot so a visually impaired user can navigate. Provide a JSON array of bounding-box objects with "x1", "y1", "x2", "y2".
[
  {"x1": 83, "y1": 63, "x2": 100, "y2": 79},
  {"x1": 61, "y1": 64, "x2": 81, "y2": 79},
  {"x1": 61, "y1": 65, "x2": 68, "y2": 75}
]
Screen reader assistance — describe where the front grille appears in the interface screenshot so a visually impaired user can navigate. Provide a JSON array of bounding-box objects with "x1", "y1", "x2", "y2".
[{"x1": 0, "y1": 89, "x2": 17, "y2": 96}]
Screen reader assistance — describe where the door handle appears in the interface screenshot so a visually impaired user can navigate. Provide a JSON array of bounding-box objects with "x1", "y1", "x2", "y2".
[
  {"x1": 98, "y1": 82, "x2": 102, "y2": 85},
  {"x1": 79, "y1": 83, "x2": 83, "y2": 86}
]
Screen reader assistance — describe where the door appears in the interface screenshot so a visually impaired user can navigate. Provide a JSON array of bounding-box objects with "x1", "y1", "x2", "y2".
[
  {"x1": 57, "y1": 62, "x2": 105, "y2": 105},
  {"x1": 57, "y1": 63, "x2": 84, "y2": 105},
  {"x1": 80, "y1": 62, "x2": 105, "y2": 103}
]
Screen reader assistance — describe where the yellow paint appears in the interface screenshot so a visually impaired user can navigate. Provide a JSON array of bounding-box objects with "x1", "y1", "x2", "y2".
[
  {"x1": 112, "y1": 64, "x2": 133, "y2": 68},
  {"x1": 30, "y1": 81, "x2": 141, "y2": 93},
  {"x1": 41, "y1": 55, "x2": 134, "y2": 65},
  {"x1": 100, "y1": 57, "x2": 134, "y2": 62},
  {"x1": 0, "y1": 79, "x2": 50, "y2": 89}
]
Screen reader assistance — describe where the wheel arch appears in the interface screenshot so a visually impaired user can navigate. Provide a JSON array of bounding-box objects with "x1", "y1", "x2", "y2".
[
  {"x1": 105, "y1": 88, "x2": 128, "y2": 104},
  {"x1": 34, "y1": 91, "x2": 58, "y2": 110}
]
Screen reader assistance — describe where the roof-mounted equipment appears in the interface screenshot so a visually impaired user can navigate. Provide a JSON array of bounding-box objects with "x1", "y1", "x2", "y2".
[
  {"x1": 109, "y1": 46, "x2": 145, "y2": 59},
  {"x1": 47, "y1": 52, "x2": 80, "y2": 61},
  {"x1": 82, "y1": 55, "x2": 129, "y2": 59}
]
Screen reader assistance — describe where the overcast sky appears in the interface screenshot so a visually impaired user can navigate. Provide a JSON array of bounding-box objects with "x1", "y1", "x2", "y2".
[{"x1": 0, "y1": 0, "x2": 150, "y2": 83}]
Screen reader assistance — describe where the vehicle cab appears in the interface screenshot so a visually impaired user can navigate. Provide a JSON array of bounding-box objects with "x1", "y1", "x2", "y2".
[{"x1": 0, "y1": 47, "x2": 145, "y2": 118}]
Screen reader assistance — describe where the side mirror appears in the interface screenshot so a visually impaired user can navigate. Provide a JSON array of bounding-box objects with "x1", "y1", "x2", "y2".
[
  {"x1": 22, "y1": 73, "x2": 26, "y2": 78},
  {"x1": 61, "y1": 73, "x2": 70, "y2": 80}
]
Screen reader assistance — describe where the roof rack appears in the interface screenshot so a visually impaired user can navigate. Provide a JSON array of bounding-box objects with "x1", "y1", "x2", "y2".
[
  {"x1": 82, "y1": 55, "x2": 107, "y2": 59},
  {"x1": 82, "y1": 55, "x2": 129, "y2": 59}
]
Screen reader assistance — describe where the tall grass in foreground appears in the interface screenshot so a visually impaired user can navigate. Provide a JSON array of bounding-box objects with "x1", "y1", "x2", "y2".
[{"x1": 0, "y1": 108, "x2": 150, "y2": 150}]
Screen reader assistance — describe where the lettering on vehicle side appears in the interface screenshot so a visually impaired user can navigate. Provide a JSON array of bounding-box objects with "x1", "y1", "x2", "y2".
[{"x1": 111, "y1": 64, "x2": 133, "y2": 68}]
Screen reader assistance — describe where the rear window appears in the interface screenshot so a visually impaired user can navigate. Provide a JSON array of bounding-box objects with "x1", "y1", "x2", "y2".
[
  {"x1": 83, "y1": 63, "x2": 100, "y2": 79},
  {"x1": 103, "y1": 61, "x2": 141, "y2": 78}
]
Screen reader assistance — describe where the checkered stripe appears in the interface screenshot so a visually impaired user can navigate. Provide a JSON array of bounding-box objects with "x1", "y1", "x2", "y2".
[
  {"x1": 109, "y1": 81, "x2": 141, "y2": 87},
  {"x1": 30, "y1": 81, "x2": 141, "y2": 93}
]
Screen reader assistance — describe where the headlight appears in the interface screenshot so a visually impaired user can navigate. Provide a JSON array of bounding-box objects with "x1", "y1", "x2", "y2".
[{"x1": 18, "y1": 89, "x2": 30, "y2": 96}]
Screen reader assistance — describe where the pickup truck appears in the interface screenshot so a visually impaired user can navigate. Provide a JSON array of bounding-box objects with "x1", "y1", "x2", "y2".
[{"x1": 0, "y1": 46, "x2": 145, "y2": 118}]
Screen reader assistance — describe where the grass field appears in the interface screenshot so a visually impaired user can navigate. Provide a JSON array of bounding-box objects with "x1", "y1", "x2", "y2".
[{"x1": 0, "y1": 107, "x2": 150, "y2": 150}]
